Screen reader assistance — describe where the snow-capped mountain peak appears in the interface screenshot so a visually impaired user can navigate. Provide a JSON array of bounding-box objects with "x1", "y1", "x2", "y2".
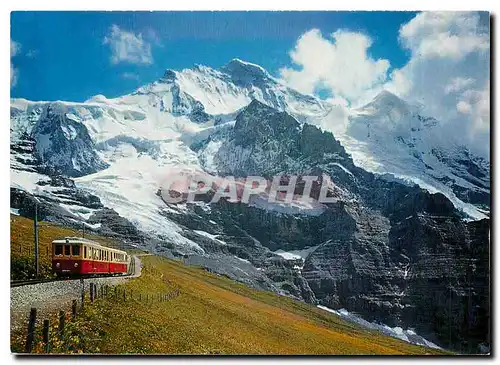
[
  {"x1": 332, "y1": 90, "x2": 489, "y2": 219},
  {"x1": 220, "y1": 58, "x2": 275, "y2": 86}
]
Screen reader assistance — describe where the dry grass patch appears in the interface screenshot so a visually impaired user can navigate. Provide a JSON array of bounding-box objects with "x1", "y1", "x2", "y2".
[{"x1": 74, "y1": 256, "x2": 450, "y2": 355}]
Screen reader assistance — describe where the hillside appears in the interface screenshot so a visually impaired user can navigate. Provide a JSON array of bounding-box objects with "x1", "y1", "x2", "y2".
[
  {"x1": 68, "y1": 255, "x2": 449, "y2": 355},
  {"x1": 10, "y1": 215, "x2": 448, "y2": 355}
]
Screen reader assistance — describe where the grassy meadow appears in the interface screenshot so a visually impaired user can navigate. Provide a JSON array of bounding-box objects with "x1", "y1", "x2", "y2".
[{"x1": 10, "y1": 214, "x2": 449, "y2": 355}]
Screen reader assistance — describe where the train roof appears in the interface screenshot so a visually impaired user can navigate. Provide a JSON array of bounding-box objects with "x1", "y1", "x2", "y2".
[{"x1": 52, "y1": 237, "x2": 128, "y2": 254}]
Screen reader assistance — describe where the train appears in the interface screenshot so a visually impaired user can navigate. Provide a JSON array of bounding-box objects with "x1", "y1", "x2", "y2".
[{"x1": 52, "y1": 237, "x2": 129, "y2": 276}]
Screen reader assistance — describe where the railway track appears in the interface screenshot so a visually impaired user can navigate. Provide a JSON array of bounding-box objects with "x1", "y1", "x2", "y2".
[
  {"x1": 11, "y1": 273, "x2": 131, "y2": 288},
  {"x1": 10, "y1": 278, "x2": 60, "y2": 287}
]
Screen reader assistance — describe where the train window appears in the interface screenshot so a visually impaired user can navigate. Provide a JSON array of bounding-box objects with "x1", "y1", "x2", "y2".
[
  {"x1": 64, "y1": 245, "x2": 70, "y2": 256},
  {"x1": 84, "y1": 246, "x2": 87, "y2": 259},
  {"x1": 55, "y1": 245, "x2": 63, "y2": 255},
  {"x1": 72, "y1": 245, "x2": 80, "y2": 256}
]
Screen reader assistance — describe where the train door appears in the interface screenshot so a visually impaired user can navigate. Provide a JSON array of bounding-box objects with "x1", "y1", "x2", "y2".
[{"x1": 91, "y1": 247, "x2": 96, "y2": 273}]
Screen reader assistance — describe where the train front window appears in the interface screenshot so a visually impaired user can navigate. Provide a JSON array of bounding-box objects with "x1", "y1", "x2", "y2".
[
  {"x1": 55, "y1": 245, "x2": 63, "y2": 255},
  {"x1": 84, "y1": 246, "x2": 87, "y2": 259},
  {"x1": 64, "y1": 245, "x2": 70, "y2": 256},
  {"x1": 72, "y1": 245, "x2": 80, "y2": 256}
]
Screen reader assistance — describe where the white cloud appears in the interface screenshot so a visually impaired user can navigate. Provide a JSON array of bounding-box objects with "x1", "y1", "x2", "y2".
[
  {"x1": 103, "y1": 24, "x2": 153, "y2": 65},
  {"x1": 26, "y1": 49, "x2": 38, "y2": 58},
  {"x1": 444, "y1": 77, "x2": 475, "y2": 94},
  {"x1": 121, "y1": 72, "x2": 140, "y2": 81},
  {"x1": 399, "y1": 12, "x2": 489, "y2": 60},
  {"x1": 387, "y1": 11, "x2": 490, "y2": 158},
  {"x1": 11, "y1": 40, "x2": 20, "y2": 88},
  {"x1": 279, "y1": 29, "x2": 390, "y2": 104}
]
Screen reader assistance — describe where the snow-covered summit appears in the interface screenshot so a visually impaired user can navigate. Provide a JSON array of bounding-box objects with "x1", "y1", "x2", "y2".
[
  {"x1": 335, "y1": 90, "x2": 489, "y2": 218},
  {"x1": 10, "y1": 60, "x2": 489, "y2": 226}
]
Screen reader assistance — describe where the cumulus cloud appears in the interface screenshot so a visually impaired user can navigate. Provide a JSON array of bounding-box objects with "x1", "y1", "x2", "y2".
[
  {"x1": 11, "y1": 40, "x2": 20, "y2": 88},
  {"x1": 103, "y1": 24, "x2": 153, "y2": 65},
  {"x1": 399, "y1": 11, "x2": 489, "y2": 60},
  {"x1": 387, "y1": 11, "x2": 490, "y2": 158},
  {"x1": 279, "y1": 29, "x2": 390, "y2": 103},
  {"x1": 444, "y1": 77, "x2": 475, "y2": 94},
  {"x1": 121, "y1": 72, "x2": 140, "y2": 81}
]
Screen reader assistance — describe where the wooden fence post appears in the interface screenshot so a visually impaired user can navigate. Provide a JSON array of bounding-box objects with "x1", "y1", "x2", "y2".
[
  {"x1": 90, "y1": 283, "x2": 94, "y2": 302},
  {"x1": 24, "y1": 308, "x2": 37, "y2": 353},
  {"x1": 72, "y1": 300, "x2": 77, "y2": 319},
  {"x1": 43, "y1": 319, "x2": 50, "y2": 353},
  {"x1": 81, "y1": 281, "x2": 85, "y2": 310},
  {"x1": 58, "y1": 310, "x2": 65, "y2": 340}
]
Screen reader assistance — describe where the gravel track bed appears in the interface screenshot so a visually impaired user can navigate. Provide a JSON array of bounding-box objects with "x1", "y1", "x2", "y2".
[{"x1": 11, "y1": 256, "x2": 142, "y2": 331}]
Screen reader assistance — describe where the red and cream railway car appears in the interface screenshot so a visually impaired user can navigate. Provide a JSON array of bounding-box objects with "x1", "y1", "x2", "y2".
[{"x1": 52, "y1": 237, "x2": 129, "y2": 276}]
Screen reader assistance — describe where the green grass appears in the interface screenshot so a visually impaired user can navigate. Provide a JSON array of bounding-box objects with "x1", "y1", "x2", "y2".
[{"x1": 10, "y1": 215, "x2": 451, "y2": 355}]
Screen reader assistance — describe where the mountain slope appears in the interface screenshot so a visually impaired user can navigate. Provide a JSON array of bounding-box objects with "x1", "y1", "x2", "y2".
[{"x1": 328, "y1": 91, "x2": 489, "y2": 219}]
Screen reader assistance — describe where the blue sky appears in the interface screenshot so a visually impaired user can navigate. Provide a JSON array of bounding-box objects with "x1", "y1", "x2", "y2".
[{"x1": 10, "y1": 11, "x2": 417, "y2": 102}]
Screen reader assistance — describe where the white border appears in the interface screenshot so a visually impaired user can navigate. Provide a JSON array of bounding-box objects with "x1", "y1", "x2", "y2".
[{"x1": 2, "y1": 2, "x2": 497, "y2": 364}]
